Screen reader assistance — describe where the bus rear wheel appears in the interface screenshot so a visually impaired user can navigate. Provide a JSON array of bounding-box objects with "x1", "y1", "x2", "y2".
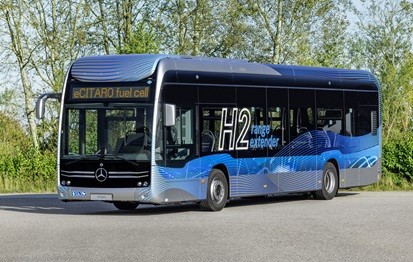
[
  {"x1": 113, "y1": 201, "x2": 139, "y2": 210},
  {"x1": 199, "y1": 169, "x2": 228, "y2": 211},
  {"x1": 314, "y1": 162, "x2": 338, "y2": 200}
]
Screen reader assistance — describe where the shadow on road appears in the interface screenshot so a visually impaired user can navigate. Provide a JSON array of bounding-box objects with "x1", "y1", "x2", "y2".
[
  {"x1": 225, "y1": 191, "x2": 358, "y2": 209},
  {"x1": 0, "y1": 191, "x2": 359, "y2": 216}
]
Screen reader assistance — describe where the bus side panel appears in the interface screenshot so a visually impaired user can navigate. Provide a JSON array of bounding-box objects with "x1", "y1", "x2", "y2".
[
  {"x1": 156, "y1": 154, "x2": 277, "y2": 200},
  {"x1": 358, "y1": 159, "x2": 381, "y2": 186},
  {"x1": 341, "y1": 145, "x2": 381, "y2": 188},
  {"x1": 341, "y1": 127, "x2": 381, "y2": 188},
  {"x1": 153, "y1": 154, "x2": 239, "y2": 202},
  {"x1": 151, "y1": 158, "x2": 202, "y2": 203},
  {"x1": 266, "y1": 155, "x2": 321, "y2": 193},
  {"x1": 150, "y1": 129, "x2": 380, "y2": 203},
  {"x1": 235, "y1": 157, "x2": 276, "y2": 197}
]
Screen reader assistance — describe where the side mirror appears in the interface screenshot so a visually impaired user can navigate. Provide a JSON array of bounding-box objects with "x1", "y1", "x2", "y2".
[
  {"x1": 36, "y1": 93, "x2": 62, "y2": 119},
  {"x1": 164, "y1": 103, "x2": 176, "y2": 127}
]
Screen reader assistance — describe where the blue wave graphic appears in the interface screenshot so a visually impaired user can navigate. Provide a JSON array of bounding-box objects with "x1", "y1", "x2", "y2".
[{"x1": 155, "y1": 129, "x2": 380, "y2": 198}]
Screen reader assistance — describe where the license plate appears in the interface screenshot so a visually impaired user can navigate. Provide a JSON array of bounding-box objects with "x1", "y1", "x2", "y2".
[{"x1": 91, "y1": 194, "x2": 113, "y2": 201}]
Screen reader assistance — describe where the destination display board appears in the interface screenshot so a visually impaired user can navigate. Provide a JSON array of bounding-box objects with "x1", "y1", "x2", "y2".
[{"x1": 70, "y1": 86, "x2": 150, "y2": 101}]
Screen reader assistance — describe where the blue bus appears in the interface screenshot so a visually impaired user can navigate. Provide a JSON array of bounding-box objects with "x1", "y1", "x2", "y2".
[{"x1": 36, "y1": 54, "x2": 381, "y2": 211}]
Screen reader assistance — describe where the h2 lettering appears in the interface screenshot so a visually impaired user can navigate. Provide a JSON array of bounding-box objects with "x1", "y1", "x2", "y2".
[{"x1": 218, "y1": 108, "x2": 251, "y2": 151}]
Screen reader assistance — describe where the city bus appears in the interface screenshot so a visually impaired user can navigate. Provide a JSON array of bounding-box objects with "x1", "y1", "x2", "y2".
[{"x1": 36, "y1": 54, "x2": 381, "y2": 211}]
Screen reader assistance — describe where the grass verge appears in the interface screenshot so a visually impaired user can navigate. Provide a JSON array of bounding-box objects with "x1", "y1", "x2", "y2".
[
  {"x1": 347, "y1": 172, "x2": 413, "y2": 191},
  {"x1": 0, "y1": 176, "x2": 56, "y2": 193}
]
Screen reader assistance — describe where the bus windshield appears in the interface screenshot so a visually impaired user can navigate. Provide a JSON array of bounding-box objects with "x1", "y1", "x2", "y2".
[{"x1": 62, "y1": 103, "x2": 153, "y2": 161}]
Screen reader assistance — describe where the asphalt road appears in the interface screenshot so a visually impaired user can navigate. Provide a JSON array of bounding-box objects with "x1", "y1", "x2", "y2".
[{"x1": 0, "y1": 191, "x2": 412, "y2": 262}]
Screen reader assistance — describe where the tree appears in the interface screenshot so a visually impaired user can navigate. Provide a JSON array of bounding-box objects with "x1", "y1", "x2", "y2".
[
  {"x1": 313, "y1": 8, "x2": 351, "y2": 68},
  {"x1": 1, "y1": 1, "x2": 39, "y2": 149},
  {"x1": 351, "y1": 0, "x2": 413, "y2": 142},
  {"x1": 89, "y1": 0, "x2": 158, "y2": 54},
  {"x1": 26, "y1": 0, "x2": 92, "y2": 93},
  {"x1": 1, "y1": 1, "x2": 96, "y2": 149},
  {"x1": 0, "y1": 87, "x2": 21, "y2": 121},
  {"x1": 0, "y1": 111, "x2": 29, "y2": 154},
  {"x1": 147, "y1": 0, "x2": 248, "y2": 57},
  {"x1": 240, "y1": 0, "x2": 351, "y2": 65},
  {"x1": 117, "y1": 21, "x2": 159, "y2": 54},
  {"x1": 149, "y1": 0, "x2": 211, "y2": 55}
]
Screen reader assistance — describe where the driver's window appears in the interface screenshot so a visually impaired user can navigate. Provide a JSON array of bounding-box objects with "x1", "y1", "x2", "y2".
[{"x1": 165, "y1": 107, "x2": 195, "y2": 162}]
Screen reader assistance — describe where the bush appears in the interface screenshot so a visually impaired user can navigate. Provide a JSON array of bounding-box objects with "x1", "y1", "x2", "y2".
[
  {"x1": 382, "y1": 133, "x2": 413, "y2": 182},
  {"x1": 0, "y1": 148, "x2": 56, "y2": 193},
  {"x1": 0, "y1": 112, "x2": 56, "y2": 193}
]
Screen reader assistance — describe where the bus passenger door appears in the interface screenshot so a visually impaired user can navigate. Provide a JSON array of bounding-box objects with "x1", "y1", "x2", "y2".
[
  {"x1": 283, "y1": 89, "x2": 317, "y2": 193},
  {"x1": 266, "y1": 88, "x2": 288, "y2": 195},
  {"x1": 198, "y1": 84, "x2": 237, "y2": 197},
  {"x1": 198, "y1": 105, "x2": 237, "y2": 195},
  {"x1": 344, "y1": 91, "x2": 360, "y2": 187}
]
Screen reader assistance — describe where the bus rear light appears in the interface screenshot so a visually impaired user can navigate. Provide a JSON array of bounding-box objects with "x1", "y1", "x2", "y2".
[
  {"x1": 137, "y1": 182, "x2": 142, "y2": 186},
  {"x1": 67, "y1": 181, "x2": 71, "y2": 186},
  {"x1": 143, "y1": 182, "x2": 148, "y2": 187},
  {"x1": 61, "y1": 181, "x2": 66, "y2": 186}
]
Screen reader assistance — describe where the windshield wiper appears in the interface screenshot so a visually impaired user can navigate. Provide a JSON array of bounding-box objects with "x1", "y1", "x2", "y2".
[
  {"x1": 63, "y1": 153, "x2": 140, "y2": 167},
  {"x1": 104, "y1": 154, "x2": 140, "y2": 167},
  {"x1": 63, "y1": 155, "x2": 100, "y2": 167},
  {"x1": 100, "y1": 146, "x2": 105, "y2": 159}
]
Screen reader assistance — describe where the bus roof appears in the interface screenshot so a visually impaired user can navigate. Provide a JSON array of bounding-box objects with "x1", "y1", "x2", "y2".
[{"x1": 70, "y1": 54, "x2": 379, "y2": 91}]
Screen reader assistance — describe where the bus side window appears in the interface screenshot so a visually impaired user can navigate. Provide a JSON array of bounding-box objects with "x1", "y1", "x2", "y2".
[
  {"x1": 345, "y1": 108, "x2": 355, "y2": 136},
  {"x1": 356, "y1": 106, "x2": 378, "y2": 136},
  {"x1": 268, "y1": 107, "x2": 285, "y2": 147},
  {"x1": 290, "y1": 107, "x2": 314, "y2": 137},
  {"x1": 201, "y1": 108, "x2": 222, "y2": 153},
  {"x1": 317, "y1": 108, "x2": 343, "y2": 134}
]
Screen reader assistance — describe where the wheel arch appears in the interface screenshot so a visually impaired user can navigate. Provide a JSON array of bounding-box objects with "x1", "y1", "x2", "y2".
[
  {"x1": 326, "y1": 158, "x2": 340, "y2": 186},
  {"x1": 314, "y1": 158, "x2": 340, "y2": 200},
  {"x1": 212, "y1": 163, "x2": 230, "y2": 198},
  {"x1": 326, "y1": 158, "x2": 340, "y2": 176}
]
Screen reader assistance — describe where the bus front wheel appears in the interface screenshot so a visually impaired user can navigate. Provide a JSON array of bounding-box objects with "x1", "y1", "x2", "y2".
[
  {"x1": 113, "y1": 201, "x2": 139, "y2": 210},
  {"x1": 199, "y1": 169, "x2": 228, "y2": 211},
  {"x1": 314, "y1": 162, "x2": 338, "y2": 200}
]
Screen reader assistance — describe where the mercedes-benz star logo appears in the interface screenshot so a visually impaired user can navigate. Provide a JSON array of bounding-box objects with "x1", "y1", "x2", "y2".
[{"x1": 95, "y1": 168, "x2": 108, "y2": 182}]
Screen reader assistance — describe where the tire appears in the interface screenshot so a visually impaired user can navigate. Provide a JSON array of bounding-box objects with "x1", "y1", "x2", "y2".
[
  {"x1": 199, "y1": 169, "x2": 228, "y2": 211},
  {"x1": 113, "y1": 201, "x2": 139, "y2": 210},
  {"x1": 314, "y1": 162, "x2": 338, "y2": 200}
]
